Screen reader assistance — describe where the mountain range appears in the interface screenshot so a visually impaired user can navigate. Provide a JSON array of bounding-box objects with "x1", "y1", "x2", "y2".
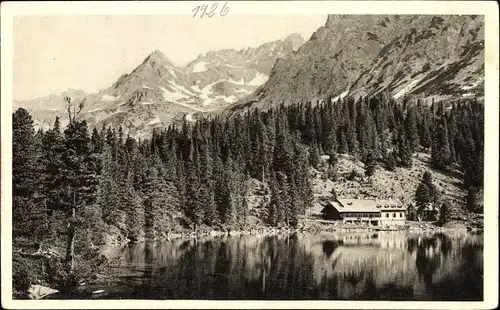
[
  {"x1": 15, "y1": 34, "x2": 304, "y2": 138},
  {"x1": 15, "y1": 15, "x2": 484, "y2": 137}
]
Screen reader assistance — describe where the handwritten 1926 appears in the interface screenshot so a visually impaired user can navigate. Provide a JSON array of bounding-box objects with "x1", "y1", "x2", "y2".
[{"x1": 192, "y1": 2, "x2": 230, "y2": 18}]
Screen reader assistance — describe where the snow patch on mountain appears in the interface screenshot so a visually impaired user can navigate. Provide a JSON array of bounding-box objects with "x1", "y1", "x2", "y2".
[
  {"x1": 185, "y1": 113, "x2": 196, "y2": 122},
  {"x1": 225, "y1": 95, "x2": 237, "y2": 103},
  {"x1": 236, "y1": 89, "x2": 252, "y2": 94},
  {"x1": 331, "y1": 89, "x2": 350, "y2": 103},
  {"x1": 169, "y1": 81, "x2": 196, "y2": 96},
  {"x1": 191, "y1": 85, "x2": 202, "y2": 93},
  {"x1": 233, "y1": 78, "x2": 245, "y2": 85},
  {"x1": 147, "y1": 116, "x2": 161, "y2": 125},
  {"x1": 192, "y1": 61, "x2": 208, "y2": 73},
  {"x1": 101, "y1": 95, "x2": 118, "y2": 102},
  {"x1": 248, "y1": 73, "x2": 269, "y2": 86},
  {"x1": 160, "y1": 86, "x2": 187, "y2": 102},
  {"x1": 461, "y1": 80, "x2": 481, "y2": 91},
  {"x1": 109, "y1": 110, "x2": 125, "y2": 116},
  {"x1": 170, "y1": 100, "x2": 205, "y2": 113},
  {"x1": 159, "y1": 80, "x2": 197, "y2": 102},
  {"x1": 166, "y1": 66, "x2": 177, "y2": 78},
  {"x1": 226, "y1": 64, "x2": 244, "y2": 69},
  {"x1": 393, "y1": 79, "x2": 423, "y2": 99}
]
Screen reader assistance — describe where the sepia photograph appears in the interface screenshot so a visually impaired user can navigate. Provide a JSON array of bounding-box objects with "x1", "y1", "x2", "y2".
[{"x1": 1, "y1": 1, "x2": 498, "y2": 309}]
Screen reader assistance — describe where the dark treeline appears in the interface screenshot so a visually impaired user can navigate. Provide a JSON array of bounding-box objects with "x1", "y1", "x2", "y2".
[{"x1": 13, "y1": 96, "x2": 484, "y2": 251}]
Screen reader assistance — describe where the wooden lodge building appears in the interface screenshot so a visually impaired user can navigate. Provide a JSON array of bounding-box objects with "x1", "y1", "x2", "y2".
[{"x1": 321, "y1": 198, "x2": 407, "y2": 226}]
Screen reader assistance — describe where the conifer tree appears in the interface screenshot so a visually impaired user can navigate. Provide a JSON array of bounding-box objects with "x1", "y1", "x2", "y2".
[
  {"x1": 12, "y1": 108, "x2": 47, "y2": 243},
  {"x1": 309, "y1": 142, "x2": 322, "y2": 169},
  {"x1": 404, "y1": 106, "x2": 420, "y2": 152},
  {"x1": 384, "y1": 151, "x2": 397, "y2": 172},
  {"x1": 431, "y1": 119, "x2": 452, "y2": 169},
  {"x1": 267, "y1": 173, "x2": 281, "y2": 226},
  {"x1": 415, "y1": 171, "x2": 438, "y2": 220},
  {"x1": 39, "y1": 117, "x2": 67, "y2": 241},
  {"x1": 97, "y1": 152, "x2": 121, "y2": 227},
  {"x1": 60, "y1": 119, "x2": 99, "y2": 272},
  {"x1": 364, "y1": 153, "x2": 377, "y2": 178},
  {"x1": 438, "y1": 199, "x2": 451, "y2": 226},
  {"x1": 122, "y1": 172, "x2": 144, "y2": 241},
  {"x1": 396, "y1": 129, "x2": 413, "y2": 168},
  {"x1": 419, "y1": 115, "x2": 432, "y2": 149},
  {"x1": 184, "y1": 160, "x2": 202, "y2": 230},
  {"x1": 337, "y1": 127, "x2": 349, "y2": 154}
]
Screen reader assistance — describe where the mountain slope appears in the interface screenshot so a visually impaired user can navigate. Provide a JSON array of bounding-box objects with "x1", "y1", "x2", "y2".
[
  {"x1": 13, "y1": 89, "x2": 88, "y2": 129},
  {"x1": 227, "y1": 15, "x2": 484, "y2": 113},
  {"x1": 16, "y1": 34, "x2": 305, "y2": 137}
]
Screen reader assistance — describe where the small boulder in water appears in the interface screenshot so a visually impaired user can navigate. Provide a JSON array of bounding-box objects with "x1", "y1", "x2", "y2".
[{"x1": 27, "y1": 284, "x2": 59, "y2": 299}]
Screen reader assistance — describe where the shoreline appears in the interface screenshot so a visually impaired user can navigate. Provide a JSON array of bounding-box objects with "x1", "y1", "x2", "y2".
[{"x1": 103, "y1": 219, "x2": 482, "y2": 247}]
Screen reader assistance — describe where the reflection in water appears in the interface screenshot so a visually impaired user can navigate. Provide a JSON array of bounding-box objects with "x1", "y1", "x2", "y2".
[{"x1": 101, "y1": 232, "x2": 482, "y2": 300}]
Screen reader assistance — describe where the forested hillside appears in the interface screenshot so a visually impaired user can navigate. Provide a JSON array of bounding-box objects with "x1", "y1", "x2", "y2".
[{"x1": 13, "y1": 95, "x2": 483, "y2": 239}]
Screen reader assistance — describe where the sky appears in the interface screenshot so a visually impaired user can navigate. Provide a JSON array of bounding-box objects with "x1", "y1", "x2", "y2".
[{"x1": 13, "y1": 15, "x2": 327, "y2": 101}]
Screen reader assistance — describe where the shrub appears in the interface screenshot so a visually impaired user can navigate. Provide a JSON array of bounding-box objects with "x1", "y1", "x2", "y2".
[
  {"x1": 438, "y1": 200, "x2": 452, "y2": 226},
  {"x1": 12, "y1": 254, "x2": 36, "y2": 293},
  {"x1": 467, "y1": 187, "x2": 483, "y2": 213},
  {"x1": 346, "y1": 169, "x2": 362, "y2": 181},
  {"x1": 12, "y1": 252, "x2": 68, "y2": 296}
]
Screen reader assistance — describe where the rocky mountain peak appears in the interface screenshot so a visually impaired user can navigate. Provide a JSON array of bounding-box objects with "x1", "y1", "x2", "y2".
[
  {"x1": 284, "y1": 33, "x2": 305, "y2": 49},
  {"x1": 142, "y1": 49, "x2": 174, "y2": 68}
]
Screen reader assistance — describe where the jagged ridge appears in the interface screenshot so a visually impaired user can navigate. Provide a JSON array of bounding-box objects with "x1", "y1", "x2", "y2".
[{"x1": 227, "y1": 15, "x2": 484, "y2": 113}]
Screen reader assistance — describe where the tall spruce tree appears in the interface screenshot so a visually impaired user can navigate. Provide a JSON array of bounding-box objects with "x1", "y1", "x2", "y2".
[
  {"x1": 12, "y1": 108, "x2": 47, "y2": 243},
  {"x1": 59, "y1": 119, "x2": 99, "y2": 273},
  {"x1": 431, "y1": 119, "x2": 452, "y2": 170},
  {"x1": 415, "y1": 171, "x2": 438, "y2": 220}
]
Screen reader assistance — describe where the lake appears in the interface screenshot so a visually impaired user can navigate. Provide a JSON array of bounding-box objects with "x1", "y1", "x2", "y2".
[{"x1": 97, "y1": 231, "x2": 483, "y2": 300}]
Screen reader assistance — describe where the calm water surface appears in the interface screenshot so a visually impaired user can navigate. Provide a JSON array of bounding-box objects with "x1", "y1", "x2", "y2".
[{"x1": 99, "y1": 231, "x2": 483, "y2": 300}]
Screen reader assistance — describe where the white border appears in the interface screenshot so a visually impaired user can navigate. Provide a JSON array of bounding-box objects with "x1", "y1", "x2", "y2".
[{"x1": 1, "y1": 1, "x2": 498, "y2": 309}]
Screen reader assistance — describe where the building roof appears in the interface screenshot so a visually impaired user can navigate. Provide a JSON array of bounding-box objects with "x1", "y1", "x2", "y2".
[
  {"x1": 328, "y1": 198, "x2": 407, "y2": 213},
  {"x1": 336, "y1": 199, "x2": 380, "y2": 213},
  {"x1": 376, "y1": 199, "x2": 406, "y2": 211}
]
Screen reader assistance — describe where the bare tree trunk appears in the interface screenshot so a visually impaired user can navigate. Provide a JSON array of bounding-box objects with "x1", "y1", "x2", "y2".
[{"x1": 65, "y1": 204, "x2": 76, "y2": 274}]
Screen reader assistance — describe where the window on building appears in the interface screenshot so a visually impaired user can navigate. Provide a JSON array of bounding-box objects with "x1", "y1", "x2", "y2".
[
  {"x1": 400, "y1": 212, "x2": 403, "y2": 218},
  {"x1": 393, "y1": 213, "x2": 396, "y2": 218},
  {"x1": 385, "y1": 213, "x2": 389, "y2": 218}
]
